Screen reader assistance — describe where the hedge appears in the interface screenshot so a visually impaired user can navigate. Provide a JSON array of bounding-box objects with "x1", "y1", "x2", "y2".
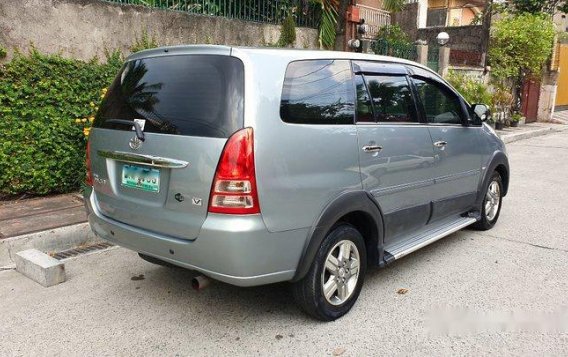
[{"x1": 0, "y1": 49, "x2": 122, "y2": 196}]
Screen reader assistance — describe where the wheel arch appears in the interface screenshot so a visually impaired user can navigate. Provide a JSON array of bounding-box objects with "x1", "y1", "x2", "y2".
[
  {"x1": 291, "y1": 191, "x2": 384, "y2": 282},
  {"x1": 477, "y1": 151, "x2": 510, "y2": 207}
]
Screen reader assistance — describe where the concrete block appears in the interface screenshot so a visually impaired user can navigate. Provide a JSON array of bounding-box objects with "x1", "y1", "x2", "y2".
[
  {"x1": 0, "y1": 222, "x2": 103, "y2": 267},
  {"x1": 14, "y1": 249, "x2": 66, "y2": 287}
]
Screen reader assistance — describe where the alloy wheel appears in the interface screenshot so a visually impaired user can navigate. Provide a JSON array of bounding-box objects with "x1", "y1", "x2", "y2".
[{"x1": 321, "y1": 240, "x2": 361, "y2": 306}]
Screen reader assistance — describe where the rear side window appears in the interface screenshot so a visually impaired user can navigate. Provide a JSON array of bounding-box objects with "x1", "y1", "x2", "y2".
[
  {"x1": 280, "y1": 60, "x2": 355, "y2": 125},
  {"x1": 364, "y1": 75, "x2": 417, "y2": 123},
  {"x1": 94, "y1": 55, "x2": 244, "y2": 138}
]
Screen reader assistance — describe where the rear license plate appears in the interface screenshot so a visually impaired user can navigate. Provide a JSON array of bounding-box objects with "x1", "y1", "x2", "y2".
[{"x1": 121, "y1": 164, "x2": 160, "y2": 193}]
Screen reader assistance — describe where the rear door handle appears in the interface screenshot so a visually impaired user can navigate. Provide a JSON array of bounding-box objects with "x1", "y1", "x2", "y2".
[
  {"x1": 433, "y1": 140, "x2": 447, "y2": 148},
  {"x1": 362, "y1": 145, "x2": 383, "y2": 153}
]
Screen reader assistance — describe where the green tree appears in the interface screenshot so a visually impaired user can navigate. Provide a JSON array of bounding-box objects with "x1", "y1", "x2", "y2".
[
  {"x1": 506, "y1": 0, "x2": 568, "y2": 15},
  {"x1": 489, "y1": 12, "x2": 556, "y2": 111},
  {"x1": 489, "y1": 13, "x2": 556, "y2": 80},
  {"x1": 383, "y1": 0, "x2": 406, "y2": 13}
]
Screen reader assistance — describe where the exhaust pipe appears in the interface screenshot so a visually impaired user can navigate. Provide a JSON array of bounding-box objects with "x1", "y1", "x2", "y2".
[{"x1": 191, "y1": 275, "x2": 210, "y2": 291}]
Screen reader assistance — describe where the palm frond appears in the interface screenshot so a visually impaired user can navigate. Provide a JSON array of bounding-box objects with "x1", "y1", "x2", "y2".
[
  {"x1": 383, "y1": 0, "x2": 406, "y2": 13},
  {"x1": 315, "y1": 0, "x2": 339, "y2": 49}
]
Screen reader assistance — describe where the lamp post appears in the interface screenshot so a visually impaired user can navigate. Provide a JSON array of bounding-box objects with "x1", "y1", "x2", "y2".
[{"x1": 437, "y1": 32, "x2": 450, "y2": 77}]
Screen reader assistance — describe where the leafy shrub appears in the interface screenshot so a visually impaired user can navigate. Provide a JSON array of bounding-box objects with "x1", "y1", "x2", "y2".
[
  {"x1": 446, "y1": 71, "x2": 493, "y2": 107},
  {"x1": 278, "y1": 15, "x2": 297, "y2": 47},
  {"x1": 376, "y1": 24, "x2": 411, "y2": 48},
  {"x1": 0, "y1": 49, "x2": 122, "y2": 195},
  {"x1": 130, "y1": 29, "x2": 159, "y2": 53},
  {"x1": 0, "y1": 46, "x2": 6, "y2": 59}
]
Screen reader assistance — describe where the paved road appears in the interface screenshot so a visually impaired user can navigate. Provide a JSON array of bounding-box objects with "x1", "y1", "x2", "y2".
[{"x1": 2, "y1": 130, "x2": 568, "y2": 356}]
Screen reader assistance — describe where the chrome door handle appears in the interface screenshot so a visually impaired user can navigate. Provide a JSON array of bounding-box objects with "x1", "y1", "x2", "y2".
[
  {"x1": 362, "y1": 145, "x2": 383, "y2": 153},
  {"x1": 433, "y1": 141, "x2": 447, "y2": 148}
]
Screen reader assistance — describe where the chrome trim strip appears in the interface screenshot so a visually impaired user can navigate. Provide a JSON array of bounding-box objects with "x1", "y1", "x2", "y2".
[
  {"x1": 434, "y1": 169, "x2": 480, "y2": 184},
  {"x1": 371, "y1": 178, "x2": 435, "y2": 196},
  {"x1": 98, "y1": 150, "x2": 189, "y2": 169}
]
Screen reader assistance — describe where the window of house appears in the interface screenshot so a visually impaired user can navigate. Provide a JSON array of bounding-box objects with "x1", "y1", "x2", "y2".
[
  {"x1": 412, "y1": 77, "x2": 464, "y2": 124},
  {"x1": 280, "y1": 60, "x2": 355, "y2": 125},
  {"x1": 427, "y1": 8, "x2": 447, "y2": 27}
]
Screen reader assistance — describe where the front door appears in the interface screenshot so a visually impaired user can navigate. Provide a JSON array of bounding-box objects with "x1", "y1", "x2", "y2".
[
  {"x1": 410, "y1": 75, "x2": 482, "y2": 222},
  {"x1": 353, "y1": 62, "x2": 437, "y2": 243}
]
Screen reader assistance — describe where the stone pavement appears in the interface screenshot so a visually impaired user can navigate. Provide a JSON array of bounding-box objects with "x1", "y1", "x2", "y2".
[{"x1": 553, "y1": 109, "x2": 568, "y2": 124}]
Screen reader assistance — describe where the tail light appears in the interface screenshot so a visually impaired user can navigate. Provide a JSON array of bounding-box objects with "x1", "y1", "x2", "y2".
[
  {"x1": 86, "y1": 140, "x2": 93, "y2": 186},
  {"x1": 208, "y1": 128, "x2": 260, "y2": 214}
]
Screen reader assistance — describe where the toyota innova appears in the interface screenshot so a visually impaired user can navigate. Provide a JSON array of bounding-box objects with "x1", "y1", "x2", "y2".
[{"x1": 85, "y1": 45, "x2": 509, "y2": 321}]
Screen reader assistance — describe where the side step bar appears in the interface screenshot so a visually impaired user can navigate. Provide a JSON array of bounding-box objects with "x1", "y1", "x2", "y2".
[{"x1": 384, "y1": 217, "x2": 477, "y2": 263}]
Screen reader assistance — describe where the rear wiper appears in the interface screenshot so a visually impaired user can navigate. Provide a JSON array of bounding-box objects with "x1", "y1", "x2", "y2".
[{"x1": 106, "y1": 119, "x2": 145, "y2": 142}]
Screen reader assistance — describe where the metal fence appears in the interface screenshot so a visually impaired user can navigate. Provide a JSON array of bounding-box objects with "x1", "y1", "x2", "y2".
[
  {"x1": 427, "y1": 45, "x2": 439, "y2": 72},
  {"x1": 356, "y1": 5, "x2": 391, "y2": 40},
  {"x1": 102, "y1": 0, "x2": 320, "y2": 28},
  {"x1": 370, "y1": 39, "x2": 418, "y2": 62}
]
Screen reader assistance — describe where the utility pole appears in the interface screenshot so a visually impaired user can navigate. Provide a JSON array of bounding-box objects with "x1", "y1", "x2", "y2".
[
  {"x1": 480, "y1": 0, "x2": 493, "y2": 68},
  {"x1": 334, "y1": 0, "x2": 351, "y2": 51}
]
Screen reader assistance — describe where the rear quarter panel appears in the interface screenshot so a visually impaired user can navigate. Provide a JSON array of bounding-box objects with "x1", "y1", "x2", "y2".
[{"x1": 235, "y1": 50, "x2": 362, "y2": 233}]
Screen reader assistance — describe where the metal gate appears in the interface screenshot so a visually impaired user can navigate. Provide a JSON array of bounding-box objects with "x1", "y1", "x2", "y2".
[
  {"x1": 555, "y1": 43, "x2": 568, "y2": 108},
  {"x1": 427, "y1": 44, "x2": 439, "y2": 73},
  {"x1": 521, "y1": 78, "x2": 541, "y2": 123}
]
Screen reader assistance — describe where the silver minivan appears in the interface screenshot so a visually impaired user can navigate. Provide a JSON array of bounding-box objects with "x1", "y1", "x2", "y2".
[{"x1": 85, "y1": 45, "x2": 509, "y2": 321}]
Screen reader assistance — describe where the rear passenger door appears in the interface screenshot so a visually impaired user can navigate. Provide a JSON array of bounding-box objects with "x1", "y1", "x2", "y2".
[
  {"x1": 353, "y1": 61, "x2": 437, "y2": 243},
  {"x1": 410, "y1": 71, "x2": 483, "y2": 222}
]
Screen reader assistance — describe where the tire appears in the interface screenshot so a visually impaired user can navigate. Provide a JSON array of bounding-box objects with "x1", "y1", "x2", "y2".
[
  {"x1": 472, "y1": 171, "x2": 503, "y2": 230},
  {"x1": 292, "y1": 224, "x2": 367, "y2": 321},
  {"x1": 138, "y1": 253, "x2": 176, "y2": 268}
]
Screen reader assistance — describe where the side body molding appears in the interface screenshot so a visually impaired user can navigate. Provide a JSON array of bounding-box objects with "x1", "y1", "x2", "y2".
[{"x1": 291, "y1": 191, "x2": 385, "y2": 282}]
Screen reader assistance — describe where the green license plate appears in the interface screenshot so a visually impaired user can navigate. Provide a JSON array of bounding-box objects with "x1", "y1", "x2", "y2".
[{"x1": 121, "y1": 164, "x2": 160, "y2": 193}]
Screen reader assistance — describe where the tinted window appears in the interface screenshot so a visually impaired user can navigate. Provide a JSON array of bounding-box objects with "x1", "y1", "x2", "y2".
[
  {"x1": 280, "y1": 60, "x2": 355, "y2": 125},
  {"x1": 413, "y1": 77, "x2": 464, "y2": 124},
  {"x1": 355, "y1": 75, "x2": 374, "y2": 122},
  {"x1": 364, "y1": 75, "x2": 417, "y2": 123},
  {"x1": 94, "y1": 55, "x2": 244, "y2": 138}
]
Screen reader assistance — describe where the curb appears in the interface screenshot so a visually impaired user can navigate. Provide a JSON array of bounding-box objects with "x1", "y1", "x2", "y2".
[
  {"x1": 500, "y1": 126, "x2": 565, "y2": 144},
  {"x1": 0, "y1": 222, "x2": 103, "y2": 268}
]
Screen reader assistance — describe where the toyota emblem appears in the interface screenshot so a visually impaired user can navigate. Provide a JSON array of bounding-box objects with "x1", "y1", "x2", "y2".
[{"x1": 129, "y1": 135, "x2": 143, "y2": 150}]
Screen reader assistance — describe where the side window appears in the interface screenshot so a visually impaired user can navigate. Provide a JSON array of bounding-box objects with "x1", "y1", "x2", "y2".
[
  {"x1": 413, "y1": 77, "x2": 465, "y2": 125},
  {"x1": 355, "y1": 75, "x2": 374, "y2": 122},
  {"x1": 364, "y1": 75, "x2": 418, "y2": 123},
  {"x1": 280, "y1": 60, "x2": 355, "y2": 125}
]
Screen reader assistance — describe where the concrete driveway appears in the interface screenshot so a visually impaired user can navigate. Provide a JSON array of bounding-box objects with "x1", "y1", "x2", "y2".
[{"x1": 1, "y1": 130, "x2": 567, "y2": 356}]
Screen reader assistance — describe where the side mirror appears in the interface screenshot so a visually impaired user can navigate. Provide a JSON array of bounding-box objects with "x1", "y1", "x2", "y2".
[{"x1": 472, "y1": 104, "x2": 490, "y2": 122}]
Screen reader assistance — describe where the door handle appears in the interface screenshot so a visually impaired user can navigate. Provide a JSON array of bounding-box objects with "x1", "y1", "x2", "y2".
[
  {"x1": 362, "y1": 145, "x2": 383, "y2": 153},
  {"x1": 433, "y1": 140, "x2": 447, "y2": 148}
]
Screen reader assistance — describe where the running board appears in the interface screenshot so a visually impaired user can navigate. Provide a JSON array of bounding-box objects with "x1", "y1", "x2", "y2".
[{"x1": 384, "y1": 217, "x2": 477, "y2": 262}]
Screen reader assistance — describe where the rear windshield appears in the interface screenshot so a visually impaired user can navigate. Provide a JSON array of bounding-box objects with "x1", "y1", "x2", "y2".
[{"x1": 94, "y1": 55, "x2": 244, "y2": 138}]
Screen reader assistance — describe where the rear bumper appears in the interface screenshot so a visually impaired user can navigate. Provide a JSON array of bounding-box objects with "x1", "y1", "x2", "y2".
[{"x1": 84, "y1": 187, "x2": 308, "y2": 287}]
